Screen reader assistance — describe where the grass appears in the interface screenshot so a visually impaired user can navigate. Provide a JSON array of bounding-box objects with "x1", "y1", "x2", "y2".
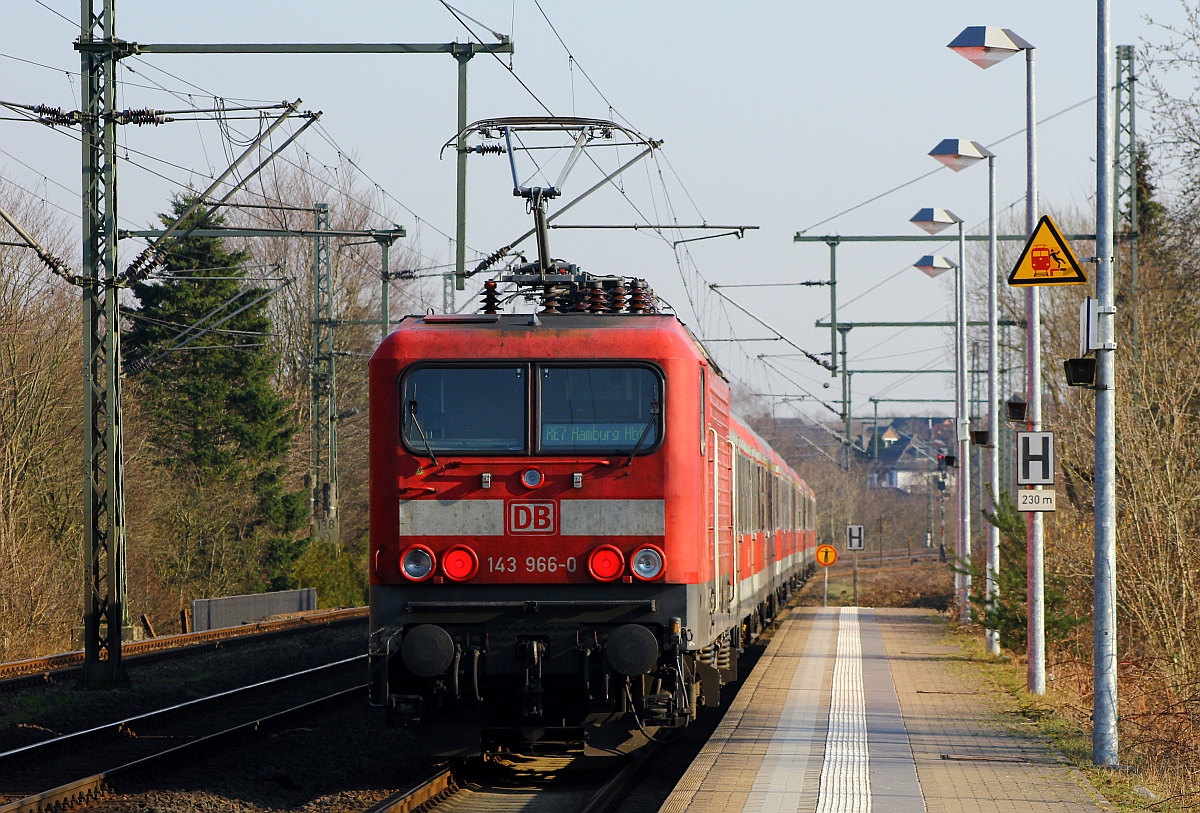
[
  {"x1": 795, "y1": 553, "x2": 1188, "y2": 810},
  {"x1": 796, "y1": 556, "x2": 953, "y2": 610},
  {"x1": 942, "y1": 622, "x2": 1185, "y2": 812}
]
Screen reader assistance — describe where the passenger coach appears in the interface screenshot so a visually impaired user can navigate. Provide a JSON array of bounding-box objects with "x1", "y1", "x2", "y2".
[{"x1": 368, "y1": 295, "x2": 816, "y2": 757}]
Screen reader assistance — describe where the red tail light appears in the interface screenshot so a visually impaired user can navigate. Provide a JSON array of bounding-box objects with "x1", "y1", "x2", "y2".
[
  {"x1": 442, "y1": 545, "x2": 479, "y2": 582},
  {"x1": 588, "y1": 545, "x2": 625, "y2": 582}
]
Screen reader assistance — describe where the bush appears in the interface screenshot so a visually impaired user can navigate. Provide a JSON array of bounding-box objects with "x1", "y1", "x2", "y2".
[
  {"x1": 969, "y1": 490, "x2": 1085, "y2": 652},
  {"x1": 289, "y1": 541, "x2": 367, "y2": 608}
]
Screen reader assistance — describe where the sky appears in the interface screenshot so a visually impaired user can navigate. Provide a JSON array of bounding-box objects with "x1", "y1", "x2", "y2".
[{"x1": 0, "y1": 0, "x2": 1188, "y2": 424}]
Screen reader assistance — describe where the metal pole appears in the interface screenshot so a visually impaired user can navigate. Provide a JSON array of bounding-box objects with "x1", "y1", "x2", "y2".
[
  {"x1": 80, "y1": 0, "x2": 127, "y2": 687},
  {"x1": 1094, "y1": 0, "x2": 1119, "y2": 766},
  {"x1": 840, "y1": 327, "x2": 851, "y2": 467},
  {"x1": 380, "y1": 240, "x2": 390, "y2": 340},
  {"x1": 827, "y1": 239, "x2": 839, "y2": 377},
  {"x1": 972, "y1": 340, "x2": 982, "y2": 525},
  {"x1": 939, "y1": 482, "x2": 947, "y2": 562},
  {"x1": 957, "y1": 220, "x2": 971, "y2": 625},
  {"x1": 1129, "y1": 49, "x2": 1139, "y2": 364},
  {"x1": 1026, "y1": 44, "x2": 1047, "y2": 696},
  {"x1": 311, "y1": 204, "x2": 338, "y2": 542},
  {"x1": 454, "y1": 49, "x2": 470, "y2": 292},
  {"x1": 873, "y1": 399, "x2": 879, "y2": 460},
  {"x1": 823, "y1": 566, "x2": 828, "y2": 608},
  {"x1": 1115, "y1": 45, "x2": 1138, "y2": 362},
  {"x1": 986, "y1": 154, "x2": 1001, "y2": 656},
  {"x1": 853, "y1": 551, "x2": 858, "y2": 606}
]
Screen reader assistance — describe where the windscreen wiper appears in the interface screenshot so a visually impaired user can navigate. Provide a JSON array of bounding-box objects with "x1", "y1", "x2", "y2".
[
  {"x1": 625, "y1": 401, "x2": 661, "y2": 467},
  {"x1": 407, "y1": 400, "x2": 439, "y2": 467}
]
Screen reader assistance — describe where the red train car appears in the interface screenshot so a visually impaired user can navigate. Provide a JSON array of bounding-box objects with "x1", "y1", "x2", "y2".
[{"x1": 368, "y1": 280, "x2": 817, "y2": 757}]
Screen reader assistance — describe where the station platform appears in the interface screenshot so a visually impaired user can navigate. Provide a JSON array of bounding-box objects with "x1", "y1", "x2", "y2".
[{"x1": 662, "y1": 607, "x2": 1108, "y2": 813}]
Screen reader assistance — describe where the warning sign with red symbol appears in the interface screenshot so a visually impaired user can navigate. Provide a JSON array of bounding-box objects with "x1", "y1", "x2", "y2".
[
  {"x1": 1012, "y1": 217, "x2": 1089, "y2": 286},
  {"x1": 1008, "y1": 215, "x2": 1087, "y2": 286}
]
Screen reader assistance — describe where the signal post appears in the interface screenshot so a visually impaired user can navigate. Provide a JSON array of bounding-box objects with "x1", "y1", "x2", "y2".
[
  {"x1": 846, "y1": 525, "x2": 864, "y2": 607},
  {"x1": 815, "y1": 544, "x2": 838, "y2": 607}
]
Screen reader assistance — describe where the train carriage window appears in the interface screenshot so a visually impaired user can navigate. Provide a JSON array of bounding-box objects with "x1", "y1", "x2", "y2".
[
  {"x1": 401, "y1": 366, "x2": 527, "y2": 453},
  {"x1": 538, "y1": 366, "x2": 662, "y2": 454},
  {"x1": 699, "y1": 368, "x2": 706, "y2": 457}
]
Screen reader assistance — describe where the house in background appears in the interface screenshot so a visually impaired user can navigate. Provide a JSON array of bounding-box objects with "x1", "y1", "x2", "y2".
[{"x1": 863, "y1": 417, "x2": 954, "y2": 494}]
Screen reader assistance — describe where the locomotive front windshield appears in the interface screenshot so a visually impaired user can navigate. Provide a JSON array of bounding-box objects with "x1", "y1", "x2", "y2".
[
  {"x1": 402, "y1": 366, "x2": 526, "y2": 452},
  {"x1": 539, "y1": 366, "x2": 660, "y2": 453}
]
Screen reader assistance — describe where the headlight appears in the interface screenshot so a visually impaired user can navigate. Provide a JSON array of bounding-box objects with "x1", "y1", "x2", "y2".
[
  {"x1": 631, "y1": 546, "x2": 665, "y2": 581},
  {"x1": 400, "y1": 545, "x2": 436, "y2": 581}
]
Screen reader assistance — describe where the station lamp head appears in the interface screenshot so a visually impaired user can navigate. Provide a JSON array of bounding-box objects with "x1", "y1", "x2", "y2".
[
  {"x1": 929, "y1": 139, "x2": 995, "y2": 172},
  {"x1": 910, "y1": 208, "x2": 963, "y2": 235},
  {"x1": 913, "y1": 254, "x2": 956, "y2": 278},
  {"x1": 1005, "y1": 396, "x2": 1028, "y2": 423},
  {"x1": 947, "y1": 26, "x2": 1034, "y2": 69},
  {"x1": 1064, "y1": 357, "x2": 1098, "y2": 388}
]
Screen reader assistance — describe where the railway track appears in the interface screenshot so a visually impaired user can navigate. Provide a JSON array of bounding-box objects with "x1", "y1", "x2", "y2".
[
  {"x1": 0, "y1": 606, "x2": 367, "y2": 691},
  {"x1": 0, "y1": 656, "x2": 368, "y2": 813},
  {"x1": 365, "y1": 598, "x2": 799, "y2": 813},
  {"x1": 366, "y1": 746, "x2": 655, "y2": 813}
]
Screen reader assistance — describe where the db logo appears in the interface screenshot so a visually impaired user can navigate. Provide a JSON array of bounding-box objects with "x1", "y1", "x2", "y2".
[{"x1": 508, "y1": 502, "x2": 556, "y2": 534}]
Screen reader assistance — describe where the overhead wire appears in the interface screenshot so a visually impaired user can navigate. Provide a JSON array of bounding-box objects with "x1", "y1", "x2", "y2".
[
  {"x1": 436, "y1": 0, "x2": 554, "y2": 116},
  {"x1": 798, "y1": 95, "x2": 1094, "y2": 235},
  {"x1": 32, "y1": 0, "x2": 73, "y2": 27},
  {"x1": 516, "y1": 1, "x2": 764, "y2": 371},
  {"x1": 107, "y1": 57, "x2": 458, "y2": 274}
]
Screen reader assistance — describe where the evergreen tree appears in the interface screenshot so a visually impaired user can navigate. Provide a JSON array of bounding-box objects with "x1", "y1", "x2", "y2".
[{"x1": 125, "y1": 195, "x2": 307, "y2": 588}]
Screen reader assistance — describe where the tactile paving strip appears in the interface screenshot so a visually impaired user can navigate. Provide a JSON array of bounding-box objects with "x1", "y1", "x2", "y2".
[{"x1": 815, "y1": 607, "x2": 870, "y2": 813}]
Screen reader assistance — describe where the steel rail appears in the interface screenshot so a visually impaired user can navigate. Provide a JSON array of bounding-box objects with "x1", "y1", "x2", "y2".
[
  {"x1": 0, "y1": 607, "x2": 367, "y2": 689},
  {"x1": 364, "y1": 738, "x2": 661, "y2": 813},
  {"x1": 0, "y1": 655, "x2": 365, "y2": 762},
  {"x1": 0, "y1": 684, "x2": 366, "y2": 813},
  {"x1": 577, "y1": 743, "x2": 657, "y2": 813},
  {"x1": 367, "y1": 591, "x2": 808, "y2": 813},
  {"x1": 365, "y1": 769, "x2": 455, "y2": 813}
]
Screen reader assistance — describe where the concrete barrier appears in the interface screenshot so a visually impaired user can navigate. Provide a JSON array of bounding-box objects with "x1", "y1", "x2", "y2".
[{"x1": 191, "y1": 588, "x2": 317, "y2": 632}]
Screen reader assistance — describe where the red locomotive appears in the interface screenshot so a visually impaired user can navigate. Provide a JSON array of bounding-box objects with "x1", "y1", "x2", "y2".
[
  {"x1": 368, "y1": 275, "x2": 817, "y2": 757},
  {"x1": 368, "y1": 116, "x2": 817, "y2": 757}
]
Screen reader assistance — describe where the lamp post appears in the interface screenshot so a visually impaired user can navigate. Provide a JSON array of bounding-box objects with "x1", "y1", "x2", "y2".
[
  {"x1": 929, "y1": 139, "x2": 1001, "y2": 656},
  {"x1": 949, "y1": 25, "x2": 1045, "y2": 692},
  {"x1": 911, "y1": 208, "x2": 969, "y2": 623},
  {"x1": 1095, "y1": 0, "x2": 1118, "y2": 768}
]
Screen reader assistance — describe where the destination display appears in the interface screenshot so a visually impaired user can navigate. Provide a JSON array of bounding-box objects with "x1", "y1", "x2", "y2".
[{"x1": 541, "y1": 422, "x2": 656, "y2": 449}]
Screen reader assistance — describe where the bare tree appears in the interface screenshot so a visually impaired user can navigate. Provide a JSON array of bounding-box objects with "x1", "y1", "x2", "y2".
[{"x1": 0, "y1": 183, "x2": 81, "y2": 659}]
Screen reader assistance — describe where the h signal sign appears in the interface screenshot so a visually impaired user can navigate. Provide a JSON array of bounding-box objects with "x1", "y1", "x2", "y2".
[
  {"x1": 1016, "y1": 432, "x2": 1055, "y2": 486},
  {"x1": 845, "y1": 525, "x2": 864, "y2": 551}
]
